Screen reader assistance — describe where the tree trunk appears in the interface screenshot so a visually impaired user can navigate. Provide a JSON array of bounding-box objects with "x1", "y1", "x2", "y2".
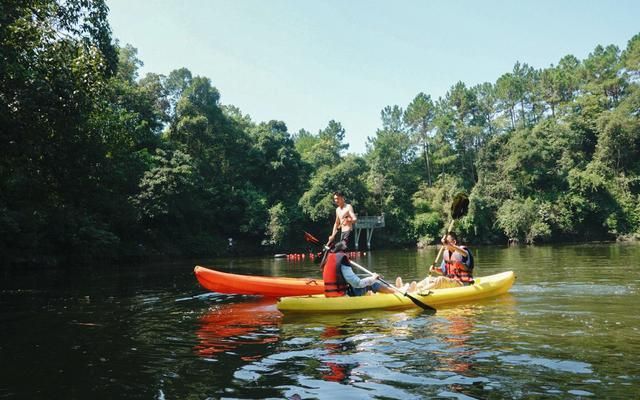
[
  {"x1": 423, "y1": 141, "x2": 432, "y2": 186},
  {"x1": 509, "y1": 107, "x2": 515, "y2": 130}
]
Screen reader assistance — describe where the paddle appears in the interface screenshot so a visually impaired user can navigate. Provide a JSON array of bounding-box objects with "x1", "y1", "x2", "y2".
[
  {"x1": 304, "y1": 231, "x2": 435, "y2": 312},
  {"x1": 304, "y1": 231, "x2": 331, "y2": 266},
  {"x1": 304, "y1": 231, "x2": 322, "y2": 246},
  {"x1": 348, "y1": 259, "x2": 436, "y2": 312},
  {"x1": 430, "y1": 193, "x2": 469, "y2": 275}
]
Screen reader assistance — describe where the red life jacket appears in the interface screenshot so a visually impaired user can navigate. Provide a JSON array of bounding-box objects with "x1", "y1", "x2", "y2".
[
  {"x1": 443, "y1": 247, "x2": 474, "y2": 285},
  {"x1": 322, "y1": 252, "x2": 349, "y2": 297}
]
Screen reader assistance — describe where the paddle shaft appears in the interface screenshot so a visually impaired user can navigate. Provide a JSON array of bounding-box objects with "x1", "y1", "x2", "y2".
[
  {"x1": 348, "y1": 260, "x2": 435, "y2": 312},
  {"x1": 430, "y1": 219, "x2": 456, "y2": 274}
]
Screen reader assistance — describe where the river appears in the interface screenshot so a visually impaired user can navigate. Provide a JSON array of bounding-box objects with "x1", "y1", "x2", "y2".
[{"x1": 1, "y1": 243, "x2": 638, "y2": 399}]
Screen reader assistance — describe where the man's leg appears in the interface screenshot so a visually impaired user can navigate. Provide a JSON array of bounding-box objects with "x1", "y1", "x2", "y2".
[
  {"x1": 419, "y1": 276, "x2": 462, "y2": 291},
  {"x1": 340, "y1": 230, "x2": 352, "y2": 248}
]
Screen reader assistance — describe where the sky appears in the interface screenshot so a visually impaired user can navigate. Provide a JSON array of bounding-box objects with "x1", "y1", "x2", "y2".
[{"x1": 106, "y1": 0, "x2": 639, "y2": 154}]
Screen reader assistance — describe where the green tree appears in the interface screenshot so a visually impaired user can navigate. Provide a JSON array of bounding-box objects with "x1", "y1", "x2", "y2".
[
  {"x1": 115, "y1": 43, "x2": 143, "y2": 83},
  {"x1": 404, "y1": 93, "x2": 436, "y2": 186},
  {"x1": 538, "y1": 55, "x2": 580, "y2": 117},
  {"x1": 0, "y1": 0, "x2": 125, "y2": 263},
  {"x1": 582, "y1": 44, "x2": 626, "y2": 107},
  {"x1": 594, "y1": 88, "x2": 640, "y2": 175},
  {"x1": 299, "y1": 155, "x2": 368, "y2": 223},
  {"x1": 365, "y1": 105, "x2": 419, "y2": 243},
  {"x1": 303, "y1": 120, "x2": 349, "y2": 170},
  {"x1": 265, "y1": 202, "x2": 290, "y2": 247},
  {"x1": 165, "y1": 67, "x2": 193, "y2": 119},
  {"x1": 496, "y1": 198, "x2": 551, "y2": 244},
  {"x1": 496, "y1": 72, "x2": 518, "y2": 130},
  {"x1": 293, "y1": 128, "x2": 318, "y2": 161},
  {"x1": 622, "y1": 33, "x2": 640, "y2": 77},
  {"x1": 473, "y1": 82, "x2": 500, "y2": 135}
]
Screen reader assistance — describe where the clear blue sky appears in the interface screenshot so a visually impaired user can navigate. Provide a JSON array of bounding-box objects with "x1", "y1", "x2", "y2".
[{"x1": 107, "y1": 0, "x2": 639, "y2": 154}]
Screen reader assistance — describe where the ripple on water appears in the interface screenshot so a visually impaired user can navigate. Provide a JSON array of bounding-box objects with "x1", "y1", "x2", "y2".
[
  {"x1": 230, "y1": 322, "x2": 494, "y2": 400},
  {"x1": 499, "y1": 354, "x2": 592, "y2": 374},
  {"x1": 278, "y1": 378, "x2": 420, "y2": 400},
  {"x1": 515, "y1": 283, "x2": 633, "y2": 296},
  {"x1": 437, "y1": 390, "x2": 483, "y2": 400},
  {"x1": 282, "y1": 337, "x2": 315, "y2": 346},
  {"x1": 568, "y1": 389, "x2": 594, "y2": 396},
  {"x1": 355, "y1": 364, "x2": 489, "y2": 386}
]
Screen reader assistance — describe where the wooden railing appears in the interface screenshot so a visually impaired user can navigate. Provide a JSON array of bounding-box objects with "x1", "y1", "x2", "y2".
[
  {"x1": 354, "y1": 215, "x2": 385, "y2": 228},
  {"x1": 353, "y1": 215, "x2": 385, "y2": 249}
]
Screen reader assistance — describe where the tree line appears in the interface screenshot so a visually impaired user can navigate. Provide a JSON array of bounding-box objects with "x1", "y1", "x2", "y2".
[{"x1": 2, "y1": 1, "x2": 639, "y2": 266}]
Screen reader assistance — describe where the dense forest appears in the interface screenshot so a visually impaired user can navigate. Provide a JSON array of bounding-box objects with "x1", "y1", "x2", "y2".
[{"x1": 2, "y1": 1, "x2": 639, "y2": 266}]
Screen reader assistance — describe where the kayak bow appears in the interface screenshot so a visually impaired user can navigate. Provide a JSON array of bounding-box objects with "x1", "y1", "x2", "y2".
[{"x1": 194, "y1": 266, "x2": 325, "y2": 297}]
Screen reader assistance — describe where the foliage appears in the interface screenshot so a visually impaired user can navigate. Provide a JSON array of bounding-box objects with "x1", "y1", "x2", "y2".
[
  {"x1": 265, "y1": 202, "x2": 289, "y2": 247},
  {"x1": 1, "y1": 4, "x2": 639, "y2": 265},
  {"x1": 495, "y1": 198, "x2": 552, "y2": 244},
  {"x1": 299, "y1": 155, "x2": 368, "y2": 222}
]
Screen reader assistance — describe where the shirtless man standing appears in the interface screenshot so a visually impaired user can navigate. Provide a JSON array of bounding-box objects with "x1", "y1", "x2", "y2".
[{"x1": 328, "y1": 191, "x2": 357, "y2": 247}]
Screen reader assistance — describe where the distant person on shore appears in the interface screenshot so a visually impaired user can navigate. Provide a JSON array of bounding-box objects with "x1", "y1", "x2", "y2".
[
  {"x1": 396, "y1": 232, "x2": 474, "y2": 292},
  {"x1": 227, "y1": 237, "x2": 235, "y2": 255},
  {"x1": 328, "y1": 191, "x2": 357, "y2": 248}
]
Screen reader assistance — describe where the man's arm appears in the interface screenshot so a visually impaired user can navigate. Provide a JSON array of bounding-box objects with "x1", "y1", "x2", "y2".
[
  {"x1": 328, "y1": 211, "x2": 340, "y2": 242},
  {"x1": 446, "y1": 243, "x2": 468, "y2": 258},
  {"x1": 346, "y1": 205, "x2": 357, "y2": 224}
]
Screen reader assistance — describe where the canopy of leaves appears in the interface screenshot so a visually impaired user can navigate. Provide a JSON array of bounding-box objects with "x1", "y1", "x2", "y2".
[{"x1": 2, "y1": 4, "x2": 639, "y2": 265}]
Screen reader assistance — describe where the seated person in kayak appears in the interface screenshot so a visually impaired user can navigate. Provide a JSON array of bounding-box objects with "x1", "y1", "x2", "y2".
[
  {"x1": 396, "y1": 232, "x2": 474, "y2": 292},
  {"x1": 323, "y1": 241, "x2": 394, "y2": 297}
]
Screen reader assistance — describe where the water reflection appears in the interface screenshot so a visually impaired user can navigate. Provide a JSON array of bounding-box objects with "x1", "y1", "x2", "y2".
[
  {"x1": 194, "y1": 297, "x2": 281, "y2": 360},
  {"x1": 433, "y1": 312, "x2": 475, "y2": 375},
  {"x1": 195, "y1": 294, "x2": 526, "y2": 398},
  {"x1": 320, "y1": 326, "x2": 355, "y2": 383}
]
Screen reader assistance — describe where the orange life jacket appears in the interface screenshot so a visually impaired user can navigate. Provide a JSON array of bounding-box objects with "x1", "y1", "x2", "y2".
[
  {"x1": 322, "y1": 252, "x2": 349, "y2": 297},
  {"x1": 443, "y1": 247, "x2": 474, "y2": 285}
]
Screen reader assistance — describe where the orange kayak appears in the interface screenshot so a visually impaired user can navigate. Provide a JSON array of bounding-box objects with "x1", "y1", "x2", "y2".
[{"x1": 194, "y1": 266, "x2": 325, "y2": 297}]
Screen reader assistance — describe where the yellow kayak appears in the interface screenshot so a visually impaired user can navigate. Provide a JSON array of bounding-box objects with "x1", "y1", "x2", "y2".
[{"x1": 277, "y1": 271, "x2": 515, "y2": 313}]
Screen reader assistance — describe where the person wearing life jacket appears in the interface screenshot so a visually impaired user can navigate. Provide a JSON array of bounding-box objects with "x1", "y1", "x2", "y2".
[
  {"x1": 424, "y1": 231, "x2": 474, "y2": 290},
  {"x1": 322, "y1": 241, "x2": 394, "y2": 297},
  {"x1": 397, "y1": 232, "x2": 474, "y2": 292}
]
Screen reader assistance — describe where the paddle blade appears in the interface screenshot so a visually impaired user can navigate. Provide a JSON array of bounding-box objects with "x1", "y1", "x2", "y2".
[
  {"x1": 304, "y1": 231, "x2": 321, "y2": 245},
  {"x1": 405, "y1": 293, "x2": 436, "y2": 313},
  {"x1": 377, "y1": 277, "x2": 436, "y2": 313},
  {"x1": 451, "y1": 193, "x2": 469, "y2": 219}
]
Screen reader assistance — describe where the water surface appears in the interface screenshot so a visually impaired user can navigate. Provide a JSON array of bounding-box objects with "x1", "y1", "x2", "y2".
[{"x1": 1, "y1": 243, "x2": 639, "y2": 398}]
